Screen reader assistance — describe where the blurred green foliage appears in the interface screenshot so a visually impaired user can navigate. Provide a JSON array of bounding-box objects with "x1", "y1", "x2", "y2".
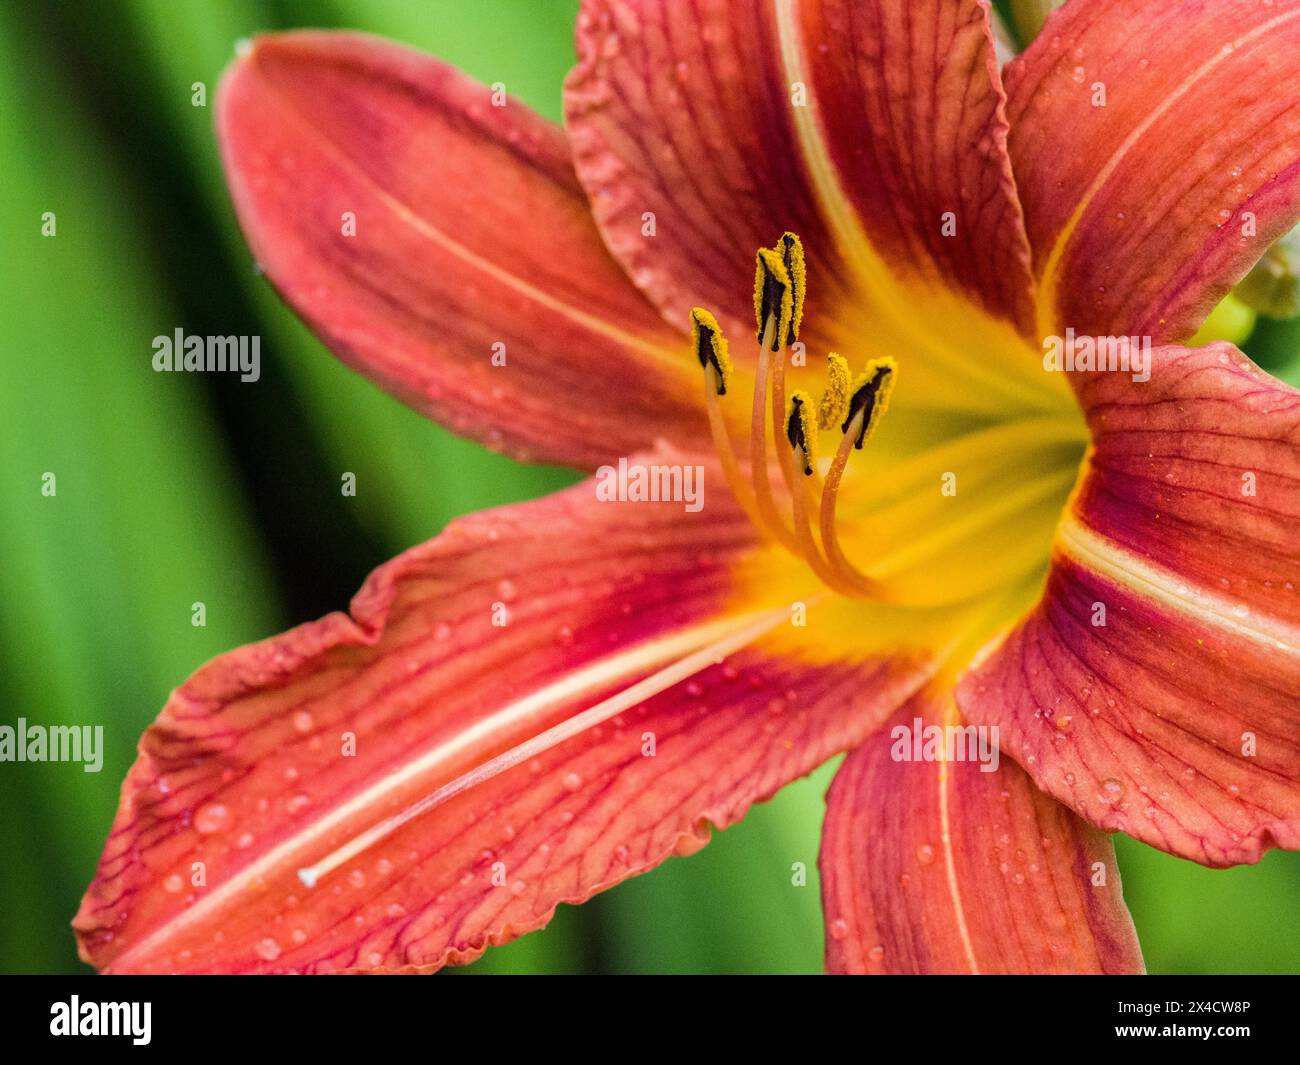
[{"x1": 0, "y1": 0, "x2": 1296, "y2": 975}]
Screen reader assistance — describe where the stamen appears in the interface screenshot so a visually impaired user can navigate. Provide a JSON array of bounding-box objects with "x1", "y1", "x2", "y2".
[
  {"x1": 782, "y1": 389, "x2": 865, "y2": 595},
  {"x1": 748, "y1": 251, "x2": 802, "y2": 551},
  {"x1": 820, "y1": 359, "x2": 899, "y2": 597},
  {"x1": 816, "y1": 418, "x2": 881, "y2": 596},
  {"x1": 691, "y1": 308, "x2": 763, "y2": 526},
  {"x1": 296, "y1": 605, "x2": 795, "y2": 889},
  {"x1": 770, "y1": 341, "x2": 793, "y2": 495},
  {"x1": 785, "y1": 391, "x2": 816, "y2": 477},
  {"x1": 777, "y1": 232, "x2": 806, "y2": 348},
  {"x1": 841, "y1": 358, "x2": 897, "y2": 449},
  {"x1": 753, "y1": 247, "x2": 794, "y2": 352},
  {"x1": 817, "y1": 353, "x2": 851, "y2": 430},
  {"x1": 691, "y1": 232, "x2": 901, "y2": 592},
  {"x1": 690, "y1": 306, "x2": 733, "y2": 395},
  {"x1": 770, "y1": 234, "x2": 806, "y2": 498},
  {"x1": 749, "y1": 331, "x2": 802, "y2": 551}
]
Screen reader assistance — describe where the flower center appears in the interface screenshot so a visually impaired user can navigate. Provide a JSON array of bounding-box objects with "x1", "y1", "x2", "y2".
[{"x1": 693, "y1": 233, "x2": 1088, "y2": 619}]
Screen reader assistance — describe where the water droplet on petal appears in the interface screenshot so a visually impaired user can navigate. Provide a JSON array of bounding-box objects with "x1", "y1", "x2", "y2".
[
  {"x1": 194, "y1": 803, "x2": 228, "y2": 834},
  {"x1": 1099, "y1": 778, "x2": 1125, "y2": 804}
]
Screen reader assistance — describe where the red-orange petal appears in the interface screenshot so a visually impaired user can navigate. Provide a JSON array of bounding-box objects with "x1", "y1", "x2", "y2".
[
  {"x1": 796, "y1": 0, "x2": 1036, "y2": 333},
  {"x1": 958, "y1": 345, "x2": 1300, "y2": 865},
  {"x1": 217, "y1": 31, "x2": 703, "y2": 469},
  {"x1": 75, "y1": 450, "x2": 928, "y2": 973},
  {"x1": 1007, "y1": 0, "x2": 1300, "y2": 341},
  {"x1": 820, "y1": 694, "x2": 1144, "y2": 974},
  {"x1": 564, "y1": 0, "x2": 1037, "y2": 353}
]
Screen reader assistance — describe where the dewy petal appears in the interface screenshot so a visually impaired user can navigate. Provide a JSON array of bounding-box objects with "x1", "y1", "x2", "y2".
[
  {"x1": 564, "y1": 0, "x2": 1039, "y2": 356},
  {"x1": 958, "y1": 345, "x2": 1300, "y2": 866},
  {"x1": 820, "y1": 693, "x2": 1143, "y2": 975},
  {"x1": 217, "y1": 31, "x2": 703, "y2": 470},
  {"x1": 794, "y1": 0, "x2": 1036, "y2": 332},
  {"x1": 74, "y1": 449, "x2": 929, "y2": 973},
  {"x1": 1007, "y1": 0, "x2": 1300, "y2": 342}
]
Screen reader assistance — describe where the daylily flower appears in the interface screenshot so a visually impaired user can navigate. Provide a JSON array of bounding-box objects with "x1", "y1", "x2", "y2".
[{"x1": 75, "y1": 0, "x2": 1300, "y2": 975}]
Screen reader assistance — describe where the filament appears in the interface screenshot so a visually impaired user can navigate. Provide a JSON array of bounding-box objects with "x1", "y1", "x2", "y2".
[
  {"x1": 748, "y1": 315, "x2": 801, "y2": 552},
  {"x1": 703, "y1": 366, "x2": 763, "y2": 527}
]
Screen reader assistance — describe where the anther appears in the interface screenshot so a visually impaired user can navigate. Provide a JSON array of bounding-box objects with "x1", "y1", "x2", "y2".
[
  {"x1": 753, "y1": 247, "x2": 793, "y2": 351},
  {"x1": 690, "y1": 307, "x2": 733, "y2": 395},
  {"x1": 785, "y1": 391, "x2": 816, "y2": 476},
  {"x1": 777, "y1": 232, "x2": 806, "y2": 346},
  {"x1": 745, "y1": 247, "x2": 802, "y2": 550},
  {"x1": 842, "y1": 358, "x2": 898, "y2": 449},
  {"x1": 690, "y1": 307, "x2": 762, "y2": 526},
  {"x1": 815, "y1": 358, "x2": 901, "y2": 601},
  {"x1": 817, "y1": 353, "x2": 851, "y2": 430}
]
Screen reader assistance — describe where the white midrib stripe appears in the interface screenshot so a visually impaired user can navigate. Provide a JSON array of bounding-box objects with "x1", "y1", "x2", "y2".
[
  {"x1": 107, "y1": 610, "x2": 781, "y2": 971},
  {"x1": 1058, "y1": 514, "x2": 1300, "y2": 656},
  {"x1": 938, "y1": 753, "x2": 981, "y2": 975},
  {"x1": 255, "y1": 66, "x2": 680, "y2": 367},
  {"x1": 1034, "y1": 7, "x2": 1300, "y2": 338}
]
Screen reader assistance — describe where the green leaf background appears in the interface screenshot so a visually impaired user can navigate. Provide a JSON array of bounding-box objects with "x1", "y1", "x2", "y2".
[{"x1": 1, "y1": 0, "x2": 1297, "y2": 974}]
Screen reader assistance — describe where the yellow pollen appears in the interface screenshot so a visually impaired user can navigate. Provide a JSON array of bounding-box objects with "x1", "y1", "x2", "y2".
[
  {"x1": 817, "y1": 352, "x2": 851, "y2": 430},
  {"x1": 776, "y1": 231, "x2": 806, "y2": 346},
  {"x1": 690, "y1": 306, "x2": 732, "y2": 395},
  {"x1": 690, "y1": 308, "x2": 763, "y2": 527},
  {"x1": 693, "y1": 233, "x2": 901, "y2": 600},
  {"x1": 784, "y1": 390, "x2": 817, "y2": 476},
  {"x1": 842, "y1": 357, "x2": 898, "y2": 449},
  {"x1": 753, "y1": 247, "x2": 794, "y2": 352},
  {"x1": 814, "y1": 358, "x2": 901, "y2": 599}
]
